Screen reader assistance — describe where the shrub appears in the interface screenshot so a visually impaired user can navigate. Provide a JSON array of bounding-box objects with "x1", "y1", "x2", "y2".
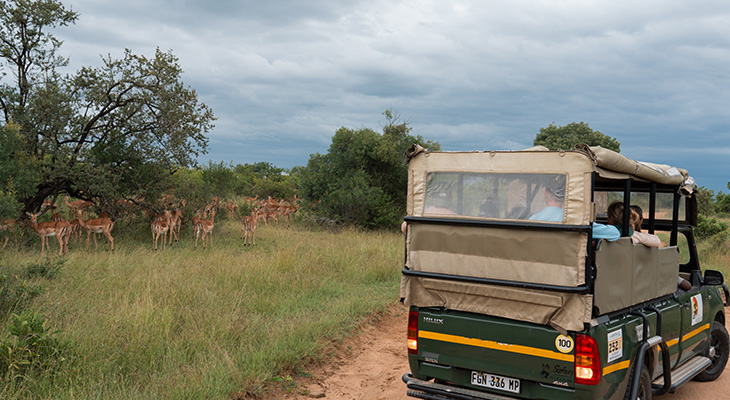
[
  {"x1": 696, "y1": 215, "x2": 729, "y2": 240},
  {"x1": 0, "y1": 311, "x2": 68, "y2": 381}
]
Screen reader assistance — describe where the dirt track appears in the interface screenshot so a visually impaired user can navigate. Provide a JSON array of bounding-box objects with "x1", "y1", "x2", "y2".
[{"x1": 278, "y1": 304, "x2": 730, "y2": 400}]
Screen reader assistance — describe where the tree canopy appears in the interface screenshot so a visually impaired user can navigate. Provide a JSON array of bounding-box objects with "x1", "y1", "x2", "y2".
[
  {"x1": 534, "y1": 122, "x2": 620, "y2": 152},
  {"x1": 0, "y1": 0, "x2": 215, "y2": 215},
  {"x1": 298, "y1": 110, "x2": 439, "y2": 229}
]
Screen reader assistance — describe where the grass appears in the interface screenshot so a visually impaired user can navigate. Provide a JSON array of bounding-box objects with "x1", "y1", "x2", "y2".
[
  {"x1": 2, "y1": 215, "x2": 729, "y2": 399},
  {"x1": 0, "y1": 218, "x2": 403, "y2": 399}
]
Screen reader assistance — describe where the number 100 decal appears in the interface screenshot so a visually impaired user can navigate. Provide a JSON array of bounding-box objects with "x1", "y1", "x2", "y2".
[{"x1": 555, "y1": 335, "x2": 574, "y2": 354}]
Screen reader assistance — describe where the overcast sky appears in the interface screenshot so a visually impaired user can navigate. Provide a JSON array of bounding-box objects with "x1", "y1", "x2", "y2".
[{"x1": 55, "y1": 0, "x2": 730, "y2": 193}]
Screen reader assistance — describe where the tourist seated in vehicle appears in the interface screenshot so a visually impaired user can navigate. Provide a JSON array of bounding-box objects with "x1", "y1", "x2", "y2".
[
  {"x1": 528, "y1": 178, "x2": 620, "y2": 241},
  {"x1": 423, "y1": 181, "x2": 456, "y2": 215},
  {"x1": 629, "y1": 205, "x2": 662, "y2": 248}
]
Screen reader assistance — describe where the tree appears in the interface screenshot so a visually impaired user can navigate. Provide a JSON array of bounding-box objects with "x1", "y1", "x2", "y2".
[
  {"x1": 299, "y1": 109, "x2": 440, "y2": 229},
  {"x1": 695, "y1": 186, "x2": 715, "y2": 218},
  {"x1": 0, "y1": 0, "x2": 215, "y2": 215},
  {"x1": 716, "y1": 184, "x2": 730, "y2": 215},
  {"x1": 534, "y1": 122, "x2": 620, "y2": 152}
]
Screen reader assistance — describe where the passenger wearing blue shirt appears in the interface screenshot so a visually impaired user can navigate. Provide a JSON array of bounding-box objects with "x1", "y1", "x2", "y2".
[{"x1": 528, "y1": 179, "x2": 619, "y2": 241}]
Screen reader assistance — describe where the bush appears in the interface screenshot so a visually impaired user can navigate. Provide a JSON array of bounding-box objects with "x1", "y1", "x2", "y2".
[
  {"x1": 696, "y1": 215, "x2": 729, "y2": 240},
  {"x1": 0, "y1": 311, "x2": 68, "y2": 381}
]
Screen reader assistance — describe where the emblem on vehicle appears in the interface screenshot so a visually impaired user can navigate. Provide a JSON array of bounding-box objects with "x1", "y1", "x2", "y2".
[
  {"x1": 555, "y1": 335, "x2": 574, "y2": 353},
  {"x1": 691, "y1": 294, "x2": 703, "y2": 326}
]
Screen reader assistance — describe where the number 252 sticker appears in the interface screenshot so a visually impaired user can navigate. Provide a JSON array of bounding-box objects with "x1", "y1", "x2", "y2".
[
  {"x1": 555, "y1": 335, "x2": 574, "y2": 353},
  {"x1": 607, "y1": 329, "x2": 623, "y2": 363}
]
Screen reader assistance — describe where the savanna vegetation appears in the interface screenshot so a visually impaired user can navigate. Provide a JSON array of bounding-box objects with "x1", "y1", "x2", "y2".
[{"x1": 1, "y1": 1, "x2": 729, "y2": 399}]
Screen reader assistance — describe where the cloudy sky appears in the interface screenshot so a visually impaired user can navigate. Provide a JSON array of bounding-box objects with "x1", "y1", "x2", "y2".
[{"x1": 55, "y1": 0, "x2": 730, "y2": 193}]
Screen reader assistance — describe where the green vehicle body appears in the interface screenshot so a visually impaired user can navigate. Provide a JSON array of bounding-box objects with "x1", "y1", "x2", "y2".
[{"x1": 401, "y1": 144, "x2": 729, "y2": 400}]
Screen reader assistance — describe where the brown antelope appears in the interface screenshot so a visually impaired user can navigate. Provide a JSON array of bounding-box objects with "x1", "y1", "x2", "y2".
[
  {"x1": 168, "y1": 208, "x2": 183, "y2": 245},
  {"x1": 68, "y1": 218, "x2": 81, "y2": 243},
  {"x1": 194, "y1": 208, "x2": 215, "y2": 250},
  {"x1": 225, "y1": 200, "x2": 239, "y2": 218},
  {"x1": 64, "y1": 196, "x2": 93, "y2": 219},
  {"x1": 244, "y1": 195, "x2": 258, "y2": 204},
  {"x1": 261, "y1": 206, "x2": 280, "y2": 226},
  {"x1": 241, "y1": 209, "x2": 258, "y2": 246},
  {"x1": 26, "y1": 212, "x2": 70, "y2": 256},
  {"x1": 1, "y1": 219, "x2": 19, "y2": 251},
  {"x1": 151, "y1": 217, "x2": 170, "y2": 251},
  {"x1": 76, "y1": 209, "x2": 114, "y2": 252},
  {"x1": 280, "y1": 204, "x2": 299, "y2": 228}
]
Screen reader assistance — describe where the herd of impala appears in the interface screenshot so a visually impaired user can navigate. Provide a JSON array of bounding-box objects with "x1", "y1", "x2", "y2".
[{"x1": 0, "y1": 195, "x2": 300, "y2": 255}]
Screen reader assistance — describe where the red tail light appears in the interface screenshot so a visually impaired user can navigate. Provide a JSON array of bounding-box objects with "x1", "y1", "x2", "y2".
[
  {"x1": 407, "y1": 310, "x2": 419, "y2": 355},
  {"x1": 575, "y1": 334, "x2": 601, "y2": 385}
]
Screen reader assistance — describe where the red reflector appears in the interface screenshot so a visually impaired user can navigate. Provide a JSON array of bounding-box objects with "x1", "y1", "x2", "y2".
[
  {"x1": 575, "y1": 334, "x2": 601, "y2": 385},
  {"x1": 407, "y1": 310, "x2": 419, "y2": 355}
]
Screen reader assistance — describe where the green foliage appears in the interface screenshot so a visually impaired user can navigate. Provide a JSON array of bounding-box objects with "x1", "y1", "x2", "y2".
[
  {"x1": 0, "y1": 311, "x2": 67, "y2": 381},
  {"x1": 696, "y1": 186, "x2": 716, "y2": 217},
  {"x1": 0, "y1": 1, "x2": 215, "y2": 213},
  {"x1": 299, "y1": 110, "x2": 440, "y2": 229},
  {"x1": 23, "y1": 258, "x2": 64, "y2": 280},
  {"x1": 0, "y1": 275, "x2": 42, "y2": 322},
  {"x1": 534, "y1": 122, "x2": 621, "y2": 152},
  {"x1": 695, "y1": 215, "x2": 729, "y2": 240},
  {"x1": 716, "y1": 189, "x2": 730, "y2": 214}
]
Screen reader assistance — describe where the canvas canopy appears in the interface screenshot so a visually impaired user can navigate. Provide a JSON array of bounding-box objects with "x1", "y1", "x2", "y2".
[{"x1": 402, "y1": 144, "x2": 690, "y2": 333}]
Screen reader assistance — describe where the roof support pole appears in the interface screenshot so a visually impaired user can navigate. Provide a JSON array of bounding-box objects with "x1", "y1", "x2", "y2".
[
  {"x1": 622, "y1": 179, "x2": 632, "y2": 237},
  {"x1": 649, "y1": 183, "x2": 657, "y2": 234}
]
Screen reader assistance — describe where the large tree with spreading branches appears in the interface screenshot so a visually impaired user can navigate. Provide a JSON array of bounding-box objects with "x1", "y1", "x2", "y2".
[{"x1": 0, "y1": 0, "x2": 215, "y2": 216}]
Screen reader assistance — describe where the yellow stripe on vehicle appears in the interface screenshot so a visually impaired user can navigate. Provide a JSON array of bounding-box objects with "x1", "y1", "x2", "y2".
[
  {"x1": 682, "y1": 323, "x2": 710, "y2": 342},
  {"x1": 419, "y1": 330, "x2": 575, "y2": 362},
  {"x1": 606, "y1": 324, "x2": 710, "y2": 376},
  {"x1": 603, "y1": 360, "x2": 631, "y2": 376}
]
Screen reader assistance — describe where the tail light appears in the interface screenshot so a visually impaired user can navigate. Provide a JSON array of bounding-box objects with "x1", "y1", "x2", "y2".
[
  {"x1": 407, "y1": 310, "x2": 419, "y2": 355},
  {"x1": 575, "y1": 334, "x2": 601, "y2": 385}
]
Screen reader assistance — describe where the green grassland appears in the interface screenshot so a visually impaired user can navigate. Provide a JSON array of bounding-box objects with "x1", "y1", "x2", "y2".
[
  {"x1": 1, "y1": 216, "x2": 729, "y2": 399},
  {"x1": 0, "y1": 219, "x2": 403, "y2": 399}
]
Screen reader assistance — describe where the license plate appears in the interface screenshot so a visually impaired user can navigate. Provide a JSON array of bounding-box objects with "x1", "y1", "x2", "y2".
[{"x1": 471, "y1": 371, "x2": 521, "y2": 394}]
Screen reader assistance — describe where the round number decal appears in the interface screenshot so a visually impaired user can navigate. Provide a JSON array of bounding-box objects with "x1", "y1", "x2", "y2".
[{"x1": 555, "y1": 335, "x2": 574, "y2": 353}]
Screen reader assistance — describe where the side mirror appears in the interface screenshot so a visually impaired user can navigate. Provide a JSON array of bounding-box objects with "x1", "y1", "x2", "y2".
[{"x1": 704, "y1": 270, "x2": 725, "y2": 286}]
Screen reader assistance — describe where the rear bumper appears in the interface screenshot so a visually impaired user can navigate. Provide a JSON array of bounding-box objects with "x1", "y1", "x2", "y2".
[{"x1": 403, "y1": 373, "x2": 519, "y2": 400}]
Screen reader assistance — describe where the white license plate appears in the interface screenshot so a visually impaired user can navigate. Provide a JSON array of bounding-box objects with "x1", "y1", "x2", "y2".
[{"x1": 471, "y1": 371, "x2": 521, "y2": 394}]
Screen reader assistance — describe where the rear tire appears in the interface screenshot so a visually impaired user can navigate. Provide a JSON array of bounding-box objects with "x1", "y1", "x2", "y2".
[
  {"x1": 637, "y1": 368, "x2": 652, "y2": 400},
  {"x1": 624, "y1": 365, "x2": 652, "y2": 400},
  {"x1": 694, "y1": 321, "x2": 729, "y2": 382}
]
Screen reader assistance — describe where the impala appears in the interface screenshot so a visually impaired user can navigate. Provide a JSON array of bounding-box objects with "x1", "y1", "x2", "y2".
[
  {"x1": 194, "y1": 208, "x2": 215, "y2": 250},
  {"x1": 76, "y1": 209, "x2": 115, "y2": 252},
  {"x1": 241, "y1": 209, "x2": 257, "y2": 246},
  {"x1": 64, "y1": 196, "x2": 93, "y2": 219},
  {"x1": 168, "y1": 208, "x2": 183, "y2": 245},
  {"x1": 26, "y1": 212, "x2": 70, "y2": 256},
  {"x1": 279, "y1": 204, "x2": 299, "y2": 228},
  {"x1": 151, "y1": 217, "x2": 170, "y2": 251},
  {"x1": 1, "y1": 219, "x2": 19, "y2": 251}
]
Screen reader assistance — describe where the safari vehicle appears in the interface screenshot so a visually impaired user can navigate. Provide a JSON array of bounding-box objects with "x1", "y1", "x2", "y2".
[{"x1": 400, "y1": 144, "x2": 729, "y2": 400}]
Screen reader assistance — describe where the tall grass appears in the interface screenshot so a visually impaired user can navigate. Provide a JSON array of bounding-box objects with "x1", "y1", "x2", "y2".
[{"x1": 0, "y1": 220, "x2": 403, "y2": 399}]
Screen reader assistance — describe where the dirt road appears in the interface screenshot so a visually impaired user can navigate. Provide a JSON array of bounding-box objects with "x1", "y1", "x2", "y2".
[{"x1": 278, "y1": 304, "x2": 729, "y2": 400}]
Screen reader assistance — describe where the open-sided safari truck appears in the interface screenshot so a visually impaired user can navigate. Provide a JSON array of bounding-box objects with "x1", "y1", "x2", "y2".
[{"x1": 401, "y1": 144, "x2": 729, "y2": 400}]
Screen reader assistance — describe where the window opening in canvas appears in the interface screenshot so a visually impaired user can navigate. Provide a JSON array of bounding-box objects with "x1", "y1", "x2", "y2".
[{"x1": 423, "y1": 172, "x2": 567, "y2": 222}]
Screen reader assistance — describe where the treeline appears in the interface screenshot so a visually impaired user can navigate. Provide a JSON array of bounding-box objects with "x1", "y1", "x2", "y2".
[{"x1": 695, "y1": 186, "x2": 730, "y2": 239}]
